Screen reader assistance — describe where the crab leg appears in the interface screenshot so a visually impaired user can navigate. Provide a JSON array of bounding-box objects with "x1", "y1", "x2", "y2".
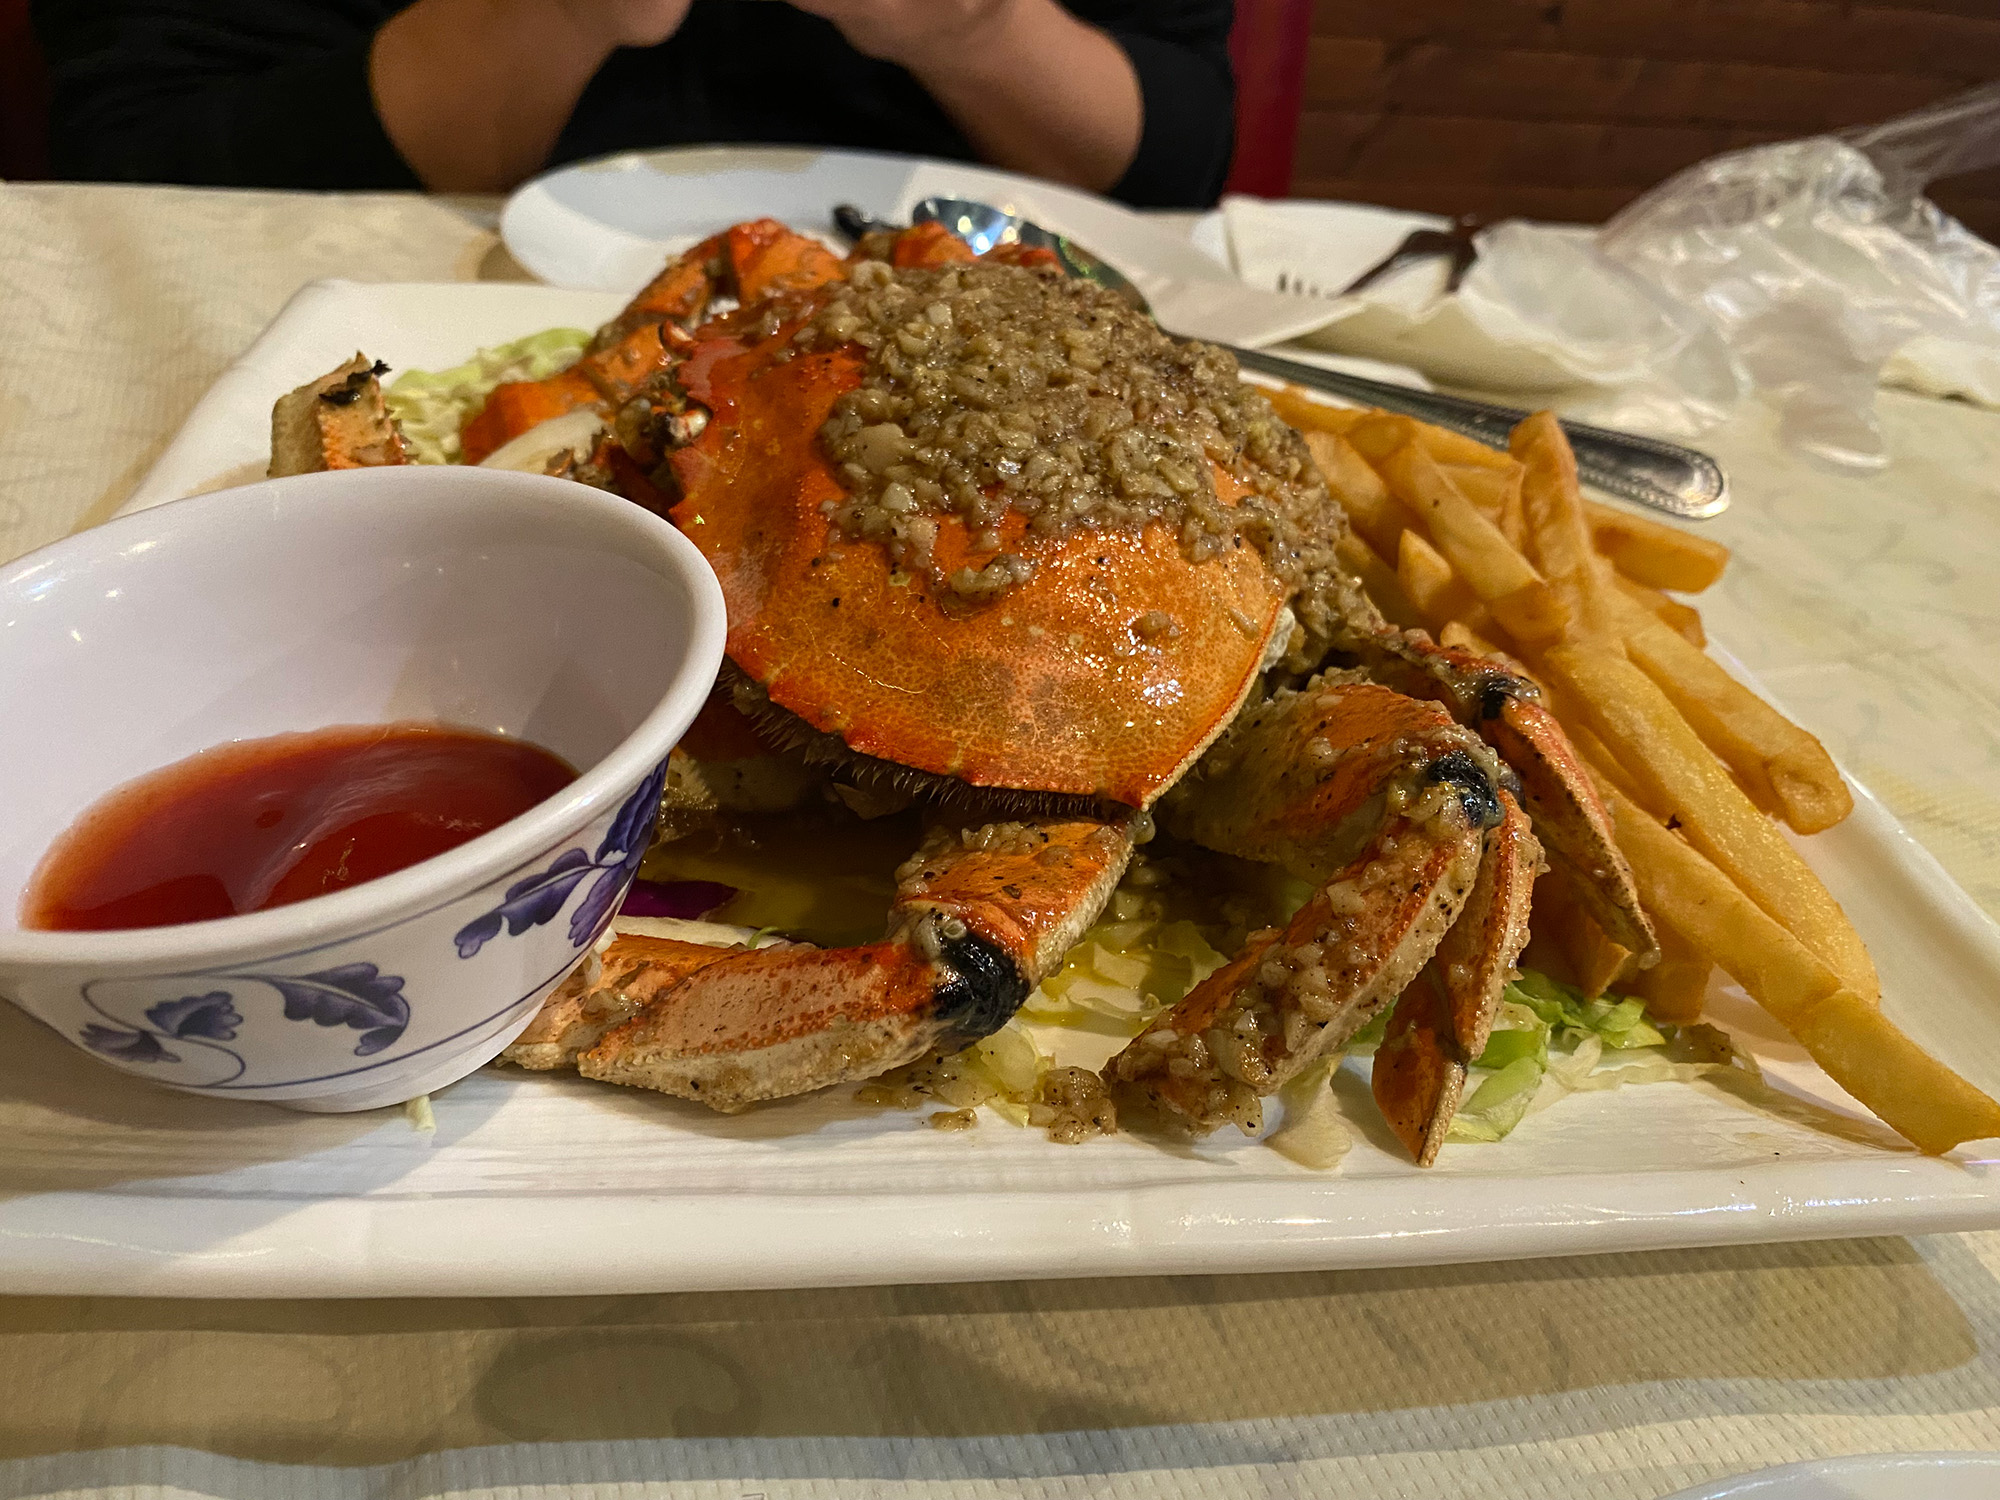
[
  {"x1": 267, "y1": 355, "x2": 408, "y2": 477},
  {"x1": 1483, "y1": 693, "x2": 1652, "y2": 958},
  {"x1": 463, "y1": 220, "x2": 854, "y2": 466},
  {"x1": 500, "y1": 932, "x2": 745, "y2": 1072},
  {"x1": 1336, "y1": 627, "x2": 1656, "y2": 963},
  {"x1": 575, "y1": 814, "x2": 1138, "y2": 1110},
  {"x1": 1371, "y1": 788, "x2": 1540, "y2": 1163},
  {"x1": 1370, "y1": 964, "x2": 1464, "y2": 1165},
  {"x1": 1106, "y1": 677, "x2": 1508, "y2": 1145}
]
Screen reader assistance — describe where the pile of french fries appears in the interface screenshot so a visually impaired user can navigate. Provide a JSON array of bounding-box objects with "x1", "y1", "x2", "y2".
[{"x1": 1270, "y1": 384, "x2": 2000, "y2": 1155}]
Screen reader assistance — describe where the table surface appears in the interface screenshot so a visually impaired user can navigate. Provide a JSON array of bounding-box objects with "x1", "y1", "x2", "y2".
[{"x1": 3, "y1": 180, "x2": 2000, "y2": 1500}]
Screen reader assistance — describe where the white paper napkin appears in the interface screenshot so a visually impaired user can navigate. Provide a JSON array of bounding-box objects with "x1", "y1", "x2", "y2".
[{"x1": 1217, "y1": 197, "x2": 1744, "y2": 435}]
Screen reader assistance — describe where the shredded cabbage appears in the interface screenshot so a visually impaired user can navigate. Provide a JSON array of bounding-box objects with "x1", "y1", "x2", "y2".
[
  {"x1": 384, "y1": 328, "x2": 592, "y2": 464},
  {"x1": 1447, "y1": 971, "x2": 1758, "y2": 1144},
  {"x1": 1506, "y1": 969, "x2": 1668, "y2": 1050},
  {"x1": 1020, "y1": 916, "x2": 1229, "y2": 1037},
  {"x1": 854, "y1": 1018, "x2": 1051, "y2": 1125},
  {"x1": 1267, "y1": 1056, "x2": 1353, "y2": 1169}
]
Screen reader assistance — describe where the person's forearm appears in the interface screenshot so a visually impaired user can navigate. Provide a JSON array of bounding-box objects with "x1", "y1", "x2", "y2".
[
  {"x1": 369, "y1": 0, "x2": 621, "y2": 191},
  {"x1": 900, "y1": 0, "x2": 1142, "y2": 193}
]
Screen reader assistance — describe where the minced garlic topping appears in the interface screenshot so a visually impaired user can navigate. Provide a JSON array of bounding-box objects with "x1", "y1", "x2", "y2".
[{"x1": 802, "y1": 260, "x2": 1348, "y2": 611}]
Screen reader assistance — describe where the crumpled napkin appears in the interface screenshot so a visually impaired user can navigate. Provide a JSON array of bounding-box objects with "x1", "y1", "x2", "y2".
[{"x1": 1219, "y1": 195, "x2": 1742, "y2": 437}]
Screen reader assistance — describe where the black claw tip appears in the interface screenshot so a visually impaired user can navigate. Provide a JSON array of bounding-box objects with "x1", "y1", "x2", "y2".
[
  {"x1": 1478, "y1": 677, "x2": 1518, "y2": 721},
  {"x1": 933, "y1": 927, "x2": 1032, "y2": 1047},
  {"x1": 1426, "y1": 749, "x2": 1504, "y2": 830}
]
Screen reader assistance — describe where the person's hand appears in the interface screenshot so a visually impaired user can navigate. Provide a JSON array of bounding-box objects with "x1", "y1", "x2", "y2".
[
  {"x1": 784, "y1": 0, "x2": 1138, "y2": 193},
  {"x1": 374, "y1": 0, "x2": 699, "y2": 191},
  {"x1": 785, "y1": 0, "x2": 1025, "y2": 71},
  {"x1": 552, "y1": 0, "x2": 695, "y2": 50}
]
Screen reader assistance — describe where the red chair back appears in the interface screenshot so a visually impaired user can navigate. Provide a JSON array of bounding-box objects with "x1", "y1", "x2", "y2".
[{"x1": 1224, "y1": 0, "x2": 1311, "y2": 198}]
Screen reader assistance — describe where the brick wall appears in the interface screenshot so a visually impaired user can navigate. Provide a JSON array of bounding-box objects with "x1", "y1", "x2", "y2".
[{"x1": 1295, "y1": 0, "x2": 2000, "y2": 240}]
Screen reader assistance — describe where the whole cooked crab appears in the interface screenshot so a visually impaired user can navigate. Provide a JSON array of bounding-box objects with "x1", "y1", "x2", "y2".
[{"x1": 276, "y1": 218, "x2": 1654, "y2": 1163}]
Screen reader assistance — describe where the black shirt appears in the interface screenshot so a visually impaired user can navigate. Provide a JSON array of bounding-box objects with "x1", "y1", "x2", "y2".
[{"x1": 33, "y1": 0, "x2": 1235, "y2": 208}]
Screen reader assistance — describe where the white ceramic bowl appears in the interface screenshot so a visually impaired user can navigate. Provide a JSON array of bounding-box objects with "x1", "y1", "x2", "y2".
[{"x1": 0, "y1": 466, "x2": 725, "y2": 1111}]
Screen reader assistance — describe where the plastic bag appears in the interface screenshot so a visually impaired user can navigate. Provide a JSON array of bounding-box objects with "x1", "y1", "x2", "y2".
[{"x1": 1599, "y1": 83, "x2": 2000, "y2": 468}]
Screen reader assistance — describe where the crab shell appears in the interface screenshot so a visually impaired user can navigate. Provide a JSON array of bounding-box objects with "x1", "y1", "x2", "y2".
[{"x1": 664, "y1": 301, "x2": 1289, "y2": 810}]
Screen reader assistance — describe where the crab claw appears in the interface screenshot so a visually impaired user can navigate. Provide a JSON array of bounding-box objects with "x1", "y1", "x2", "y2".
[
  {"x1": 1334, "y1": 628, "x2": 1657, "y2": 966},
  {"x1": 572, "y1": 815, "x2": 1138, "y2": 1110},
  {"x1": 1106, "y1": 676, "x2": 1527, "y2": 1155}
]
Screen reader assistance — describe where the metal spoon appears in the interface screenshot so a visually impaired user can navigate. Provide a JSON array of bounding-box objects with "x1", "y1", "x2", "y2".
[
  {"x1": 832, "y1": 199, "x2": 1729, "y2": 520},
  {"x1": 836, "y1": 200, "x2": 1152, "y2": 314}
]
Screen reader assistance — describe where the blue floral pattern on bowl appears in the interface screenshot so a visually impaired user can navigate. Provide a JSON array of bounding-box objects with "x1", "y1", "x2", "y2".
[
  {"x1": 49, "y1": 755, "x2": 671, "y2": 1103},
  {"x1": 79, "y1": 962, "x2": 409, "y2": 1071},
  {"x1": 452, "y1": 758, "x2": 669, "y2": 958}
]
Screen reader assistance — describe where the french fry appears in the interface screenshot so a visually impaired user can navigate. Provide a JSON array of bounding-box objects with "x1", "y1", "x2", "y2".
[
  {"x1": 1628, "y1": 925, "x2": 1712, "y2": 1025},
  {"x1": 1615, "y1": 604, "x2": 1853, "y2": 835},
  {"x1": 1498, "y1": 466, "x2": 1527, "y2": 553},
  {"x1": 1441, "y1": 462, "x2": 1528, "y2": 551},
  {"x1": 1266, "y1": 384, "x2": 1365, "y2": 437},
  {"x1": 1304, "y1": 430, "x2": 1420, "y2": 561},
  {"x1": 1442, "y1": 463, "x2": 1504, "y2": 524},
  {"x1": 1381, "y1": 442, "x2": 1569, "y2": 646},
  {"x1": 1347, "y1": 411, "x2": 1518, "y2": 473},
  {"x1": 1397, "y1": 529, "x2": 1497, "y2": 638},
  {"x1": 1438, "y1": 618, "x2": 1510, "y2": 661},
  {"x1": 1587, "y1": 499, "x2": 1729, "y2": 594},
  {"x1": 1336, "y1": 530, "x2": 1424, "y2": 631},
  {"x1": 1596, "y1": 776, "x2": 2000, "y2": 1153},
  {"x1": 1408, "y1": 422, "x2": 1515, "y2": 472},
  {"x1": 1544, "y1": 641, "x2": 1878, "y2": 1004},
  {"x1": 1511, "y1": 410, "x2": 1621, "y2": 642},
  {"x1": 1612, "y1": 571, "x2": 1705, "y2": 647},
  {"x1": 1343, "y1": 412, "x2": 1421, "y2": 465}
]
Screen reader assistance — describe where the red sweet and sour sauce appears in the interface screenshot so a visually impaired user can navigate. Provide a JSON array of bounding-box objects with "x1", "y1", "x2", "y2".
[{"x1": 23, "y1": 724, "x2": 578, "y2": 932}]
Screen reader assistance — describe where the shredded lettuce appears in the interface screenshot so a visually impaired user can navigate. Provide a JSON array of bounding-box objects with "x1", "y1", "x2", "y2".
[
  {"x1": 968, "y1": 1022, "x2": 1046, "y2": 1124},
  {"x1": 1449, "y1": 1055, "x2": 1546, "y2": 1143},
  {"x1": 1266, "y1": 1056, "x2": 1353, "y2": 1169},
  {"x1": 1447, "y1": 970, "x2": 1758, "y2": 1144},
  {"x1": 384, "y1": 327, "x2": 592, "y2": 464},
  {"x1": 855, "y1": 1018, "x2": 1051, "y2": 1125},
  {"x1": 1506, "y1": 969, "x2": 1667, "y2": 1051},
  {"x1": 1020, "y1": 916, "x2": 1230, "y2": 1037}
]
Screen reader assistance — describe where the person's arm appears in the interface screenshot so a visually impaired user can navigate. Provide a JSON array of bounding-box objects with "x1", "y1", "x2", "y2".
[
  {"x1": 787, "y1": 0, "x2": 1142, "y2": 194},
  {"x1": 369, "y1": 0, "x2": 692, "y2": 191},
  {"x1": 1092, "y1": 0, "x2": 1235, "y2": 209}
]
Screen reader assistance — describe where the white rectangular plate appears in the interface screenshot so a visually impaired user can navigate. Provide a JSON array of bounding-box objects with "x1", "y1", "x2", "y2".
[{"x1": 5, "y1": 279, "x2": 1998, "y2": 1299}]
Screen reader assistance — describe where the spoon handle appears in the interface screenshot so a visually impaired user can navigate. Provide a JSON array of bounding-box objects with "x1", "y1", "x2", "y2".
[{"x1": 1227, "y1": 346, "x2": 1730, "y2": 520}]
